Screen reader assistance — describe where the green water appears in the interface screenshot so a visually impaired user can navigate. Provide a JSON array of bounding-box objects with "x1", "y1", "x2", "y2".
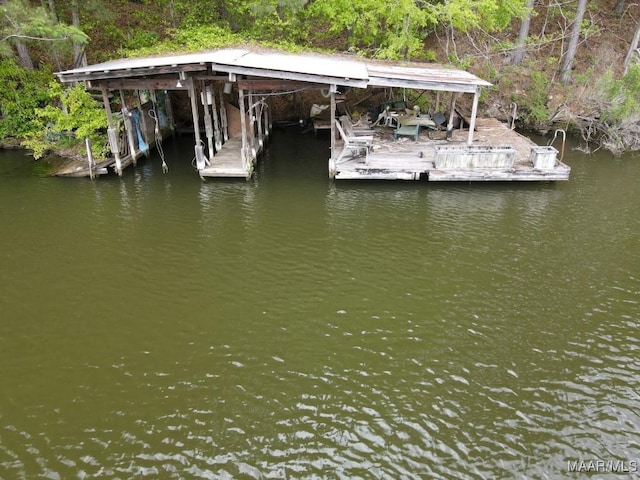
[{"x1": 0, "y1": 132, "x2": 638, "y2": 479}]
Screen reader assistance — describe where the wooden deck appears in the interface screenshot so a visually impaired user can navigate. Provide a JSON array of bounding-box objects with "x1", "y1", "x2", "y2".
[
  {"x1": 198, "y1": 137, "x2": 252, "y2": 179},
  {"x1": 331, "y1": 118, "x2": 570, "y2": 181}
]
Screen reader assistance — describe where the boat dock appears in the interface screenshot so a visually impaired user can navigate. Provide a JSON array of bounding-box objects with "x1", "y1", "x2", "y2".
[
  {"x1": 55, "y1": 47, "x2": 570, "y2": 182},
  {"x1": 332, "y1": 118, "x2": 569, "y2": 181}
]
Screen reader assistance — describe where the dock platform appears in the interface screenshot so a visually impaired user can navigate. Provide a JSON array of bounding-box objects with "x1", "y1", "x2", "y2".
[
  {"x1": 199, "y1": 137, "x2": 250, "y2": 179},
  {"x1": 331, "y1": 118, "x2": 570, "y2": 181}
]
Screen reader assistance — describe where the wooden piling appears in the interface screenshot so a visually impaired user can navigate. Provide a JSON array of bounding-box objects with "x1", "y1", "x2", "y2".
[
  {"x1": 101, "y1": 87, "x2": 123, "y2": 175},
  {"x1": 120, "y1": 89, "x2": 138, "y2": 166}
]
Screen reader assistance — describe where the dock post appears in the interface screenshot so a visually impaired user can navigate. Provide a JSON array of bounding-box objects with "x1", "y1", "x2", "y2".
[
  {"x1": 164, "y1": 90, "x2": 175, "y2": 137},
  {"x1": 85, "y1": 138, "x2": 95, "y2": 180},
  {"x1": 189, "y1": 78, "x2": 207, "y2": 171},
  {"x1": 329, "y1": 85, "x2": 337, "y2": 178},
  {"x1": 248, "y1": 90, "x2": 257, "y2": 164},
  {"x1": 210, "y1": 85, "x2": 222, "y2": 152},
  {"x1": 239, "y1": 87, "x2": 250, "y2": 174},
  {"x1": 447, "y1": 93, "x2": 458, "y2": 138},
  {"x1": 264, "y1": 97, "x2": 270, "y2": 140},
  {"x1": 120, "y1": 89, "x2": 138, "y2": 166},
  {"x1": 256, "y1": 97, "x2": 264, "y2": 150},
  {"x1": 101, "y1": 87, "x2": 123, "y2": 175},
  {"x1": 201, "y1": 81, "x2": 215, "y2": 161},
  {"x1": 219, "y1": 84, "x2": 229, "y2": 142},
  {"x1": 468, "y1": 88, "x2": 480, "y2": 145}
]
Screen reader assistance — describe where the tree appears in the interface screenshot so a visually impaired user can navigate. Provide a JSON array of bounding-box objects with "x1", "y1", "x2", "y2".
[
  {"x1": 623, "y1": 19, "x2": 640, "y2": 75},
  {"x1": 303, "y1": 0, "x2": 528, "y2": 60},
  {"x1": 510, "y1": 0, "x2": 535, "y2": 65},
  {"x1": 0, "y1": 0, "x2": 87, "y2": 69},
  {"x1": 558, "y1": 0, "x2": 588, "y2": 84},
  {"x1": 614, "y1": 0, "x2": 625, "y2": 16}
]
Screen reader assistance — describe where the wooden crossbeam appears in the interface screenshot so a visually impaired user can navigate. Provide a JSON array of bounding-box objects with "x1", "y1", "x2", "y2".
[{"x1": 91, "y1": 77, "x2": 194, "y2": 91}]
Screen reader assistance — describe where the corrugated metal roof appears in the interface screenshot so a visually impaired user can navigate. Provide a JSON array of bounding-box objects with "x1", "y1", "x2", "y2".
[{"x1": 56, "y1": 47, "x2": 490, "y2": 92}]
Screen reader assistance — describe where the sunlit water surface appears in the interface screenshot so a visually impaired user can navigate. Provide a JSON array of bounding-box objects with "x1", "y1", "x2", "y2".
[{"x1": 0, "y1": 132, "x2": 639, "y2": 479}]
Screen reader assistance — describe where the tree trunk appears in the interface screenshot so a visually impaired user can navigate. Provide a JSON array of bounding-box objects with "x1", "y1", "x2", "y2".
[
  {"x1": 510, "y1": 0, "x2": 534, "y2": 65},
  {"x1": 48, "y1": 0, "x2": 57, "y2": 22},
  {"x1": 614, "y1": 0, "x2": 625, "y2": 15},
  {"x1": 559, "y1": 0, "x2": 588, "y2": 84},
  {"x1": 71, "y1": 2, "x2": 87, "y2": 68},
  {"x1": 623, "y1": 19, "x2": 640, "y2": 75},
  {"x1": 15, "y1": 39, "x2": 34, "y2": 70}
]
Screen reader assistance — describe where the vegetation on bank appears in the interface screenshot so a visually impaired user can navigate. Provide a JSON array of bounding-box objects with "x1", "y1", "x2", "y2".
[{"x1": 1, "y1": 0, "x2": 640, "y2": 159}]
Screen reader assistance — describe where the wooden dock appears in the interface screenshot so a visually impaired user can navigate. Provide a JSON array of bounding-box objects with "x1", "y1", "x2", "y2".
[
  {"x1": 199, "y1": 137, "x2": 251, "y2": 179},
  {"x1": 331, "y1": 118, "x2": 570, "y2": 181}
]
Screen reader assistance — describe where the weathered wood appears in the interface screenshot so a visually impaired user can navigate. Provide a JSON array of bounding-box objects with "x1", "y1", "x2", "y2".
[
  {"x1": 468, "y1": 88, "x2": 479, "y2": 145},
  {"x1": 256, "y1": 96, "x2": 265, "y2": 151},
  {"x1": 219, "y1": 85, "x2": 229, "y2": 142},
  {"x1": 238, "y1": 87, "x2": 250, "y2": 173},
  {"x1": 434, "y1": 145, "x2": 516, "y2": 169},
  {"x1": 248, "y1": 90, "x2": 257, "y2": 164},
  {"x1": 237, "y1": 79, "x2": 326, "y2": 90},
  {"x1": 201, "y1": 81, "x2": 215, "y2": 161},
  {"x1": 189, "y1": 79, "x2": 207, "y2": 170},
  {"x1": 209, "y1": 85, "x2": 222, "y2": 152},
  {"x1": 101, "y1": 87, "x2": 122, "y2": 175},
  {"x1": 199, "y1": 137, "x2": 249, "y2": 178},
  {"x1": 332, "y1": 118, "x2": 570, "y2": 182},
  {"x1": 120, "y1": 90, "x2": 138, "y2": 167},
  {"x1": 93, "y1": 77, "x2": 194, "y2": 91},
  {"x1": 67, "y1": 64, "x2": 207, "y2": 82}
]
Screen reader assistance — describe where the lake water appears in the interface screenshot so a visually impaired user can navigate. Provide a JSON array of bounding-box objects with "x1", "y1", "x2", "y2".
[{"x1": 1, "y1": 131, "x2": 639, "y2": 479}]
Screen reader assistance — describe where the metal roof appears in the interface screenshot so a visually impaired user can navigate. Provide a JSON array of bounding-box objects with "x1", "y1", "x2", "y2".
[{"x1": 56, "y1": 47, "x2": 491, "y2": 92}]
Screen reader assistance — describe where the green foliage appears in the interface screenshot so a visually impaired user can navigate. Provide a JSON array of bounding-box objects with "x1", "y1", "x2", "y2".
[
  {"x1": 303, "y1": 0, "x2": 437, "y2": 59},
  {"x1": 600, "y1": 64, "x2": 640, "y2": 124},
  {"x1": 0, "y1": 59, "x2": 52, "y2": 139},
  {"x1": 125, "y1": 30, "x2": 161, "y2": 51},
  {"x1": 0, "y1": 0, "x2": 88, "y2": 51},
  {"x1": 127, "y1": 25, "x2": 246, "y2": 56},
  {"x1": 22, "y1": 82, "x2": 108, "y2": 160},
  {"x1": 433, "y1": 0, "x2": 528, "y2": 32},
  {"x1": 513, "y1": 70, "x2": 551, "y2": 126}
]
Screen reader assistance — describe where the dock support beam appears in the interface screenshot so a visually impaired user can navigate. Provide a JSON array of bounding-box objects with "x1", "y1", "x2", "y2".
[
  {"x1": 220, "y1": 84, "x2": 229, "y2": 142},
  {"x1": 329, "y1": 85, "x2": 337, "y2": 178},
  {"x1": 238, "y1": 87, "x2": 250, "y2": 175},
  {"x1": 135, "y1": 89, "x2": 150, "y2": 156},
  {"x1": 201, "y1": 81, "x2": 215, "y2": 161},
  {"x1": 447, "y1": 93, "x2": 458, "y2": 138},
  {"x1": 120, "y1": 89, "x2": 138, "y2": 166},
  {"x1": 248, "y1": 90, "x2": 257, "y2": 164},
  {"x1": 189, "y1": 78, "x2": 207, "y2": 171},
  {"x1": 256, "y1": 96, "x2": 264, "y2": 151},
  {"x1": 164, "y1": 90, "x2": 175, "y2": 137},
  {"x1": 210, "y1": 85, "x2": 222, "y2": 152},
  {"x1": 101, "y1": 87, "x2": 122, "y2": 175},
  {"x1": 468, "y1": 88, "x2": 480, "y2": 145}
]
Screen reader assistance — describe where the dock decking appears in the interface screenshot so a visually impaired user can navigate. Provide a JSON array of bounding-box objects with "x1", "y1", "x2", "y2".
[
  {"x1": 199, "y1": 137, "x2": 250, "y2": 179},
  {"x1": 331, "y1": 118, "x2": 570, "y2": 181}
]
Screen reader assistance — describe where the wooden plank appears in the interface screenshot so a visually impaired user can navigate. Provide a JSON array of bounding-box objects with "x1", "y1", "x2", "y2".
[
  {"x1": 237, "y1": 79, "x2": 326, "y2": 90},
  {"x1": 199, "y1": 137, "x2": 249, "y2": 178},
  {"x1": 331, "y1": 117, "x2": 570, "y2": 182},
  {"x1": 93, "y1": 77, "x2": 194, "y2": 91},
  {"x1": 64, "y1": 64, "x2": 206, "y2": 82}
]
